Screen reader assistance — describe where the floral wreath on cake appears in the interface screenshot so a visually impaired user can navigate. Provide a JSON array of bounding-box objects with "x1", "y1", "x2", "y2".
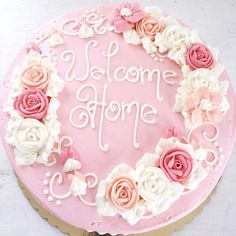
[{"x1": 3, "y1": 1, "x2": 229, "y2": 225}]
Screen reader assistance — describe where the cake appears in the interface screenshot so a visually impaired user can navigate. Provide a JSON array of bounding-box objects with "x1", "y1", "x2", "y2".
[{"x1": 0, "y1": 1, "x2": 236, "y2": 235}]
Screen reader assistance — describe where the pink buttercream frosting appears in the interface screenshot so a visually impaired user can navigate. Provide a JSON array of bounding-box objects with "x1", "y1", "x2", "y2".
[
  {"x1": 136, "y1": 16, "x2": 163, "y2": 40},
  {"x1": 109, "y1": 2, "x2": 145, "y2": 32},
  {"x1": 0, "y1": 4, "x2": 235, "y2": 235},
  {"x1": 106, "y1": 176, "x2": 139, "y2": 211},
  {"x1": 159, "y1": 148, "x2": 193, "y2": 182},
  {"x1": 186, "y1": 43, "x2": 215, "y2": 70},
  {"x1": 21, "y1": 65, "x2": 51, "y2": 90},
  {"x1": 183, "y1": 87, "x2": 223, "y2": 124},
  {"x1": 14, "y1": 89, "x2": 49, "y2": 120}
]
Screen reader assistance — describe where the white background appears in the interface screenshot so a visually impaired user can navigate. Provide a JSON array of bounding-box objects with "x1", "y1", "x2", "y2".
[{"x1": 0, "y1": 0, "x2": 236, "y2": 235}]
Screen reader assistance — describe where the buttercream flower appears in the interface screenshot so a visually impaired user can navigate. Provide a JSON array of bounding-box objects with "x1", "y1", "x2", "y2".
[
  {"x1": 13, "y1": 118, "x2": 48, "y2": 154},
  {"x1": 183, "y1": 87, "x2": 224, "y2": 124},
  {"x1": 21, "y1": 64, "x2": 51, "y2": 90},
  {"x1": 60, "y1": 146, "x2": 80, "y2": 163},
  {"x1": 109, "y1": 2, "x2": 145, "y2": 32},
  {"x1": 138, "y1": 167, "x2": 170, "y2": 201},
  {"x1": 96, "y1": 163, "x2": 145, "y2": 225},
  {"x1": 186, "y1": 43, "x2": 215, "y2": 70},
  {"x1": 136, "y1": 153, "x2": 184, "y2": 214},
  {"x1": 14, "y1": 89, "x2": 49, "y2": 120},
  {"x1": 68, "y1": 172, "x2": 87, "y2": 196},
  {"x1": 155, "y1": 25, "x2": 194, "y2": 53},
  {"x1": 136, "y1": 16, "x2": 163, "y2": 40},
  {"x1": 159, "y1": 147, "x2": 193, "y2": 182},
  {"x1": 106, "y1": 176, "x2": 139, "y2": 211}
]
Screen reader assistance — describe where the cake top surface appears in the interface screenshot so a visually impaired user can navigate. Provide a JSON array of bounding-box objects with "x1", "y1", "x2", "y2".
[{"x1": 0, "y1": 2, "x2": 236, "y2": 235}]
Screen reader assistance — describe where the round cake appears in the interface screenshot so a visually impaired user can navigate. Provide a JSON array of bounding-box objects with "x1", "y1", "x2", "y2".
[{"x1": 0, "y1": 2, "x2": 236, "y2": 235}]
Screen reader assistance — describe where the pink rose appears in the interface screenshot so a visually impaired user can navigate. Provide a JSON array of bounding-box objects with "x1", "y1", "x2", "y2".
[
  {"x1": 14, "y1": 89, "x2": 49, "y2": 120},
  {"x1": 186, "y1": 43, "x2": 215, "y2": 70},
  {"x1": 106, "y1": 176, "x2": 139, "y2": 211},
  {"x1": 136, "y1": 16, "x2": 163, "y2": 40},
  {"x1": 159, "y1": 148, "x2": 192, "y2": 182},
  {"x1": 21, "y1": 65, "x2": 51, "y2": 90}
]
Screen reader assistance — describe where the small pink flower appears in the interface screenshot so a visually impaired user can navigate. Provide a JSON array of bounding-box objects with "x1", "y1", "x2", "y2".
[
  {"x1": 21, "y1": 65, "x2": 51, "y2": 90},
  {"x1": 135, "y1": 16, "x2": 163, "y2": 40},
  {"x1": 60, "y1": 146, "x2": 80, "y2": 163},
  {"x1": 106, "y1": 176, "x2": 139, "y2": 211},
  {"x1": 159, "y1": 148, "x2": 193, "y2": 182},
  {"x1": 183, "y1": 87, "x2": 224, "y2": 125},
  {"x1": 166, "y1": 127, "x2": 180, "y2": 139},
  {"x1": 14, "y1": 89, "x2": 49, "y2": 120},
  {"x1": 26, "y1": 43, "x2": 42, "y2": 54},
  {"x1": 186, "y1": 43, "x2": 215, "y2": 70},
  {"x1": 109, "y1": 2, "x2": 145, "y2": 32}
]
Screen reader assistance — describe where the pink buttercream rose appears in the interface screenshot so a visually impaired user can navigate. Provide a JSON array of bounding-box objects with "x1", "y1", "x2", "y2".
[
  {"x1": 109, "y1": 2, "x2": 145, "y2": 32},
  {"x1": 183, "y1": 87, "x2": 224, "y2": 124},
  {"x1": 21, "y1": 65, "x2": 51, "y2": 90},
  {"x1": 136, "y1": 16, "x2": 163, "y2": 40},
  {"x1": 106, "y1": 176, "x2": 139, "y2": 211},
  {"x1": 14, "y1": 89, "x2": 49, "y2": 120},
  {"x1": 159, "y1": 148, "x2": 193, "y2": 182},
  {"x1": 186, "y1": 43, "x2": 215, "y2": 70},
  {"x1": 60, "y1": 146, "x2": 80, "y2": 163}
]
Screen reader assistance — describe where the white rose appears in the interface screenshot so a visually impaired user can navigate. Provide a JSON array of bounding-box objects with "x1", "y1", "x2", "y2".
[
  {"x1": 138, "y1": 167, "x2": 171, "y2": 202},
  {"x1": 155, "y1": 25, "x2": 197, "y2": 53},
  {"x1": 13, "y1": 118, "x2": 48, "y2": 154},
  {"x1": 136, "y1": 153, "x2": 183, "y2": 215}
]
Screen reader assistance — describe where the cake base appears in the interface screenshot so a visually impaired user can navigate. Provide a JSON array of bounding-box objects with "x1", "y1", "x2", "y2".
[{"x1": 16, "y1": 173, "x2": 216, "y2": 236}]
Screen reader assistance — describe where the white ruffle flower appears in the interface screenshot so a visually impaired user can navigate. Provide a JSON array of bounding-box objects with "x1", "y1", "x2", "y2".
[
  {"x1": 123, "y1": 29, "x2": 141, "y2": 45},
  {"x1": 96, "y1": 163, "x2": 145, "y2": 225},
  {"x1": 136, "y1": 154, "x2": 183, "y2": 215},
  {"x1": 70, "y1": 176, "x2": 87, "y2": 196},
  {"x1": 6, "y1": 119, "x2": 49, "y2": 165},
  {"x1": 78, "y1": 24, "x2": 94, "y2": 39},
  {"x1": 63, "y1": 158, "x2": 82, "y2": 172}
]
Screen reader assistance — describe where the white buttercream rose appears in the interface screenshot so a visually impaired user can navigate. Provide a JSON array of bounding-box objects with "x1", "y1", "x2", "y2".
[
  {"x1": 13, "y1": 119, "x2": 48, "y2": 154},
  {"x1": 136, "y1": 153, "x2": 183, "y2": 215},
  {"x1": 155, "y1": 24, "x2": 200, "y2": 64}
]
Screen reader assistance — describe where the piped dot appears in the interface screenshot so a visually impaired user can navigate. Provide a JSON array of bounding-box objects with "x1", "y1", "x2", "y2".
[
  {"x1": 56, "y1": 200, "x2": 61, "y2": 206},
  {"x1": 218, "y1": 147, "x2": 223, "y2": 152},
  {"x1": 43, "y1": 189, "x2": 49, "y2": 195},
  {"x1": 220, "y1": 154, "x2": 224, "y2": 159},
  {"x1": 45, "y1": 172, "x2": 51, "y2": 177},
  {"x1": 96, "y1": 10, "x2": 101, "y2": 14},
  {"x1": 154, "y1": 57, "x2": 158, "y2": 61},
  {"x1": 91, "y1": 8, "x2": 95, "y2": 12},
  {"x1": 43, "y1": 180, "x2": 48, "y2": 186},
  {"x1": 159, "y1": 58, "x2": 164, "y2": 62},
  {"x1": 213, "y1": 141, "x2": 218, "y2": 147},
  {"x1": 151, "y1": 53, "x2": 155, "y2": 58},
  {"x1": 48, "y1": 196, "x2": 53, "y2": 202}
]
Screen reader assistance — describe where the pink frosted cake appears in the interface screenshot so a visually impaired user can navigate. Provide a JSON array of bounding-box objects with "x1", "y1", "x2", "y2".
[{"x1": 1, "y1": 2, "x2": 236, "y2": 235}]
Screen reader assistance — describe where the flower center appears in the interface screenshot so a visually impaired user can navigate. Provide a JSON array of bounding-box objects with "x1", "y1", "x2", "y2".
[
  {"x1": 199, "y1": 99, "x2": 213, "y2": 111},
  {"x1": 120, "y1": 8, "x2": 132, "y2": 17}
]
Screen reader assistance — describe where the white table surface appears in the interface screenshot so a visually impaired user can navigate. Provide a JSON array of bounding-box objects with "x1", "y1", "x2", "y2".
[{"x1": 0, "y1": 0, "x2": 236, "y2": 235}]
